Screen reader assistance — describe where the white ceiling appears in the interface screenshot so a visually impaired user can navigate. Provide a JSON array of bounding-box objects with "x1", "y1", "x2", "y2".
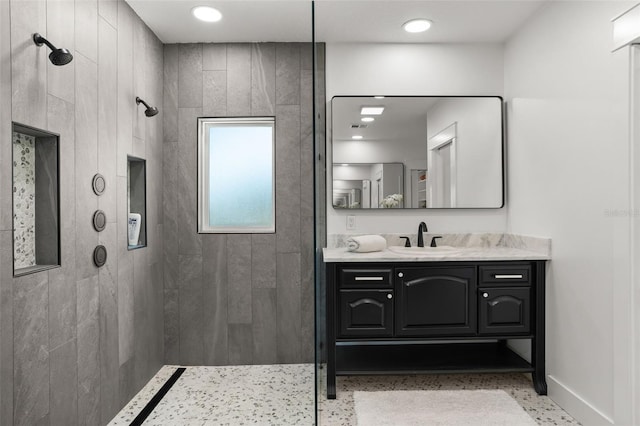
[{"x1": 125, "y1": 0, "x2": 547, "y2": 44}]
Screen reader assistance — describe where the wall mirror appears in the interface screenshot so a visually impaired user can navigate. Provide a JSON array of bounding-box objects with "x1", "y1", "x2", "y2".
[{"x1": 331, "y1": 96, "x2": 504, "y2": 209}]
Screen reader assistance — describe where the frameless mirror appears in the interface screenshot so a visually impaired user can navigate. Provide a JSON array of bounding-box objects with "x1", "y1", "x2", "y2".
[{"x1": 331, "y1": 96, "x2": 504, "y2": 209}]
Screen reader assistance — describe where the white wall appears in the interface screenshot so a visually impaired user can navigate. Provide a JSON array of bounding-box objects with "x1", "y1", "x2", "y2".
[
  {"x1": 504, "y1": 2, "x2": 635, "y2": 424},
  {"x1": 326, "y1": 43, "x2": 507, "y2": 234}
]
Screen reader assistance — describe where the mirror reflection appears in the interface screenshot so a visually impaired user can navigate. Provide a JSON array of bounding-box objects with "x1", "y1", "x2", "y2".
[
  {"x1": 331, "y1": 96, "x2": 504, "y2": 209},
  {"x1": 333, "y1": 163, "x2": 404, "y2": 209}
]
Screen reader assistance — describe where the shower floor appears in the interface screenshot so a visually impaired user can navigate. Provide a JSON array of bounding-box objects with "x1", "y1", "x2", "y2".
[{"x1": 108, "y1": 364, "x2": 315, "y2": 425}]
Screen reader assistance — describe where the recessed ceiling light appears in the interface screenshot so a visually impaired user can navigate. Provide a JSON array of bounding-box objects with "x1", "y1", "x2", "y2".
[
  {"x1": 374, "y1": 96, "x2": 385, "y2": 99},
  {"x1": 361, "y1": 117, "x2": 375, "y2": 123},
  {"x1": 352, "y1": 135, "x2": 363, "y2": 140},
  {"x1": 192, "y1": 6, "x2": 222, "y2": 23},
  {"x1": 403, "y1": 19, "x2": 432, "y2": 33},
  {"x1": 361, "y1": 106, "x2": 385, "y2": 115}
]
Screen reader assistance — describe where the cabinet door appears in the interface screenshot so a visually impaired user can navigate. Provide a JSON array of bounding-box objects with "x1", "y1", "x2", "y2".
[
  {"x1": 339, "y1": 290, "x2": 393, "y2": 338},
  {"x1": 478, "y1": 287, "x2": 530, "y2": 335},
  {"x1": 395, "y1": 266, "x2": 476, "y2": 336}
]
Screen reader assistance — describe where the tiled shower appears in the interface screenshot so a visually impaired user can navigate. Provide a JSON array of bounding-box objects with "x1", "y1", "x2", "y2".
[
  {"x1": 162, "y1": 42, "x2": 317, "y2": 367},
  {"x1": 0, "y1": 0, "x2": 325, "y2": 424}
]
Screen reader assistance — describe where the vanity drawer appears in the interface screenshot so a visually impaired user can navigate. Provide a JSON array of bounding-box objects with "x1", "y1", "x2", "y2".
[
  {"x1": 479, "y1": 264, "x2": 531, "y2": 286},
  {"x1": 338, "y1": 267, "x2": 393, "y2": 289}
]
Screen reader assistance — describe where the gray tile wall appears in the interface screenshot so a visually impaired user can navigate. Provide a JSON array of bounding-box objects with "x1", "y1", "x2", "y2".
[
  {"x1": 0, "y1": 0, "x2": 164, "y2": 424},
  {"x1": 163, "y1": 42, "x2": 321, "y2": 365}
]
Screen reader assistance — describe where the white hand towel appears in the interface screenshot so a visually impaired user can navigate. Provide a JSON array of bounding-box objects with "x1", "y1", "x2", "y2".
[{"x1": 346, "y1": 235, "x2": 387, "y2": 253}]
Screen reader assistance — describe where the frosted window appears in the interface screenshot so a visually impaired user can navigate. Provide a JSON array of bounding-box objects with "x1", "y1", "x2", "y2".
[{"x1": 198, "y1": 117, "x2": 275, "y2": 233}]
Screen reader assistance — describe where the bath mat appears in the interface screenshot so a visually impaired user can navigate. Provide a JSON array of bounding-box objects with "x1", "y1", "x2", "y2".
[{"x1": 354, "y1": 389, "x2": 537, "y2": 425}]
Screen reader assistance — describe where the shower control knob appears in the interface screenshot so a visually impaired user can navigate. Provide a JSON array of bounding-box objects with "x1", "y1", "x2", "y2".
[
  {"x1": 398, "y1": 272, "x2": 404, "y2": 278},
  {"x1": 483, "y1": 292, "x2": 489, "y2": 298},
  {"x1": 387, "y1": 294, "x2": 393, "y2": 299}
]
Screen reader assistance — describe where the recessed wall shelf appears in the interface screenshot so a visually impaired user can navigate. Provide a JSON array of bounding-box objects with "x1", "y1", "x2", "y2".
[
  {"x1": 127, "y1": 156, "x2": 147, "y2": 249},
  {"x1": 12, "y1": 122, "x2": 61, "y2": 277}
]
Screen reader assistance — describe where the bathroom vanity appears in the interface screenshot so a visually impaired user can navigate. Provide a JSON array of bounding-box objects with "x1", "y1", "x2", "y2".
[{"x1": 323, "y1": 244, "x2": 549, "y2": 399}]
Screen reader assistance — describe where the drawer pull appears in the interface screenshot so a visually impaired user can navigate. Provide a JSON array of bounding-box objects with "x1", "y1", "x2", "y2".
[
  {"x1": 494, "y1": 274, "x2": 523, "y2": 279},
  {"x1": 354, "y1": 276, "x2": 384, "y2": 281},
  {"x1": 387, "y1": 294, "x2": 393, "y2": 299}
]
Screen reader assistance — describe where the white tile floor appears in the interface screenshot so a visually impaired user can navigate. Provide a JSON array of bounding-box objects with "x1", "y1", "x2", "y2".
[
  {"x1": 108, "y1": 364, "x2": 315, "y2": 425},
  {"x1": 110, "y1": 364, "x2": 579, "y2": 425}
]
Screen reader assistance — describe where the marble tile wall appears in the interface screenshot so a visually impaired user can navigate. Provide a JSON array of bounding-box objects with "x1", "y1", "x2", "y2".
[
  {"x1": 163, "y1": 42, "x2": 324, "y2": 366},
  {"x1": 12, "y1": 132, "x2": 36, "y2": 269},
  {"x1": 0, "y1": 0, "x2": 164, "y2": 425}
]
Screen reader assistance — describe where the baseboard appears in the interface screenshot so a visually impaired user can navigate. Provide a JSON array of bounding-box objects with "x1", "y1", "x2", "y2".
[{"x1": 547, "y1": 375, "x2": 614, "y2": 426}]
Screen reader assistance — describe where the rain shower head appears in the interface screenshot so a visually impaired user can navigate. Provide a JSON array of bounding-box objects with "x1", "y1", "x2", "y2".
[
  {"x1": 33, "y1": 33, "x2": 73, "y2": 66},
  {"x1": 136, "y1": 97, "x2": 159, "y2": 117}
]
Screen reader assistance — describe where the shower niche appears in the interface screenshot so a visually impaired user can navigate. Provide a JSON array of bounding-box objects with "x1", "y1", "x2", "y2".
[
  {"x1": 127, "y1": 156, "x2": 147, "y2": 249},
  {"x1": 12, "y1": 122, "x2": 60, "y2": 276}
]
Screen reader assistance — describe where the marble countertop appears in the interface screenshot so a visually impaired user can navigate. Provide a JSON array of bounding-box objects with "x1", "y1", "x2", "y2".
[
  {"x1": 323, "y1": 246, "x2": 550, "y2": 262},
  {"x1": 323, "y1": 233, "x2": 551, "y2": 262}
]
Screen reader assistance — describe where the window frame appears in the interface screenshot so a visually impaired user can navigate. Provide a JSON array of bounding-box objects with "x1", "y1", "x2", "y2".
[{"x1": 197, "y1": 116, "x2": 276, "y2": 234}]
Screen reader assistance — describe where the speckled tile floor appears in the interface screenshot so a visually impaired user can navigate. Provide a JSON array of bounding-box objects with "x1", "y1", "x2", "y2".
[
  {"x1": 317, "y1": 368, "x2": 580, "y2": 426},
  {"x1": 109, "y1": 364, "x2": 579, "y2": 425},
  {"x1": 108, "y1": 364, "x2": 315, "y2": 426}
]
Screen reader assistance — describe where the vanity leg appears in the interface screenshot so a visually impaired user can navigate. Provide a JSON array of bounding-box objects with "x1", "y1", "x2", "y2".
[
  {"x1": 326, "y1": 263, "x2": 337, "y2": 399},
  {"x1": 327, "y1": 363, "x2": 336, "y2": 399},
  {"x1": 532, "y1": 261, "x2": 547, "y2": 395}
]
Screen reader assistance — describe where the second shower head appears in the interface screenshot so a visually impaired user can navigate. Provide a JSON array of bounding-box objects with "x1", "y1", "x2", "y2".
[
  {"x1": 33, "y1": 33, "x2": 73, "y2": 66},
  {"x1": 136, "y1": 97, "x2": 159, "y2": 117}
]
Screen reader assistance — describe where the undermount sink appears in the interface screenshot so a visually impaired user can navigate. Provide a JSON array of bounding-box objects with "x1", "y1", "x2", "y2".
[{"x1": 388, "y1": 245, "x2": 461, "y2": 255}]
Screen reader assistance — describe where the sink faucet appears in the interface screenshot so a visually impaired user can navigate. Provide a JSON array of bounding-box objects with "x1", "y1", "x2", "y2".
[{"x1": 417, "y1": 222, "x2": 428, "y2": 247}]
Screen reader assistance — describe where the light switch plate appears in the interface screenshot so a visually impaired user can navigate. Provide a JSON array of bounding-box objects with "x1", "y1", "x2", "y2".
[{"x1": 346, "y1": 215, "x2": 356, "y2": 230}]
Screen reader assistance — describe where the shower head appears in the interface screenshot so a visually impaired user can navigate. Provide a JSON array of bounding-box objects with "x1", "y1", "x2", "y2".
[
  {"x1": 33, "y1": 33, "x2": 73, "y2": 66},
  {"x1": 136, "y1": 97, "x2": 159, "y2": 117}
]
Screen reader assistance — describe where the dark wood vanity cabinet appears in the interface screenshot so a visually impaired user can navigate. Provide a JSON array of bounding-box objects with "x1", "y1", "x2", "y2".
[
  {"x1": 395, "y1": 266, "x2": 476, "y2": 337},
  {"x1": 339, "y1": 290, "x2": 394, "y2": 337},
  {"x1": 326, "y1": 260, "x2": 547, "y2": 399}
]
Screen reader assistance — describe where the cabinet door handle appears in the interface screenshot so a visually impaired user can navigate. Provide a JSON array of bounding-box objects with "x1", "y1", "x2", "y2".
[
  {"x1": 354, "y1": 276, "x2": 384, "y2": 281},
  {"x1": 398, "y1": 272, "x2": 404, "y2": 278},
  {"x1": 387, "y1": 294, "x2": 393, "y2": 299},
  {"x1": 494, "y1": 274, "x2": 523, "y2": 279},
  {"x1": 483, "y1": 292, "x2": 489, "y2": 298}
]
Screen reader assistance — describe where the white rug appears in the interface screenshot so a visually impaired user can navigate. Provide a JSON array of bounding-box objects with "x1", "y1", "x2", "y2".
[{"x1": 354, "y1": 389, "x2": 538, "y2": 426}]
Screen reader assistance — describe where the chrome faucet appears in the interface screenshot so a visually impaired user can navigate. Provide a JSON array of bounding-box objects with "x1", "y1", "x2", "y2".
[{"x1": 417, "y1": 222, "x2": 428, "y2": 247}]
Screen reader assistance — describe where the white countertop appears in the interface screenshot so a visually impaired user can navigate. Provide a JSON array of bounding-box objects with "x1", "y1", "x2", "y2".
[{"x1": 322, "y1": 246, "x2": 551, "y2": 262}]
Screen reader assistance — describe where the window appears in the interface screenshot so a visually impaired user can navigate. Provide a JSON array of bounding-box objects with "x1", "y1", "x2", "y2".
[{"x1": 197, "y1": 117, "x2": 275, "y2": 233}]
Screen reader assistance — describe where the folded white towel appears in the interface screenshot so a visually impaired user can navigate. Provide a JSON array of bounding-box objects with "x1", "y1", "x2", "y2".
[{"x1": 346, "y1": 235, "x2": 387, "y2": 253}]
